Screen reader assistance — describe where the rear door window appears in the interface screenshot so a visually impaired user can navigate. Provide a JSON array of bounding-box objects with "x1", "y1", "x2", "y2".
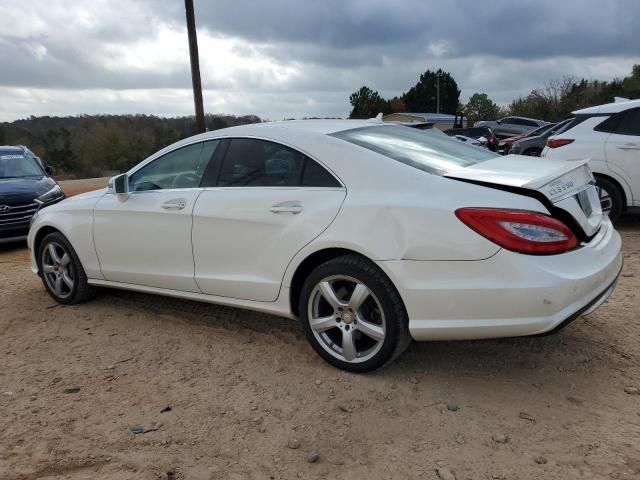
[
  {"x1": 615, "y1": 109, "x2": 640, "y2": 136},
  {"x1": 217, "y1": 139, "x2": 303, "y2": 187},
  {"x1": 301, "y1": 158, "x2": 341, "y2": 187},
  {"x1": 594, "y1": 114, "x2": 624, "y2": 134},
  {"x1": 216, "y1": 138, "x2": 341, "y2": 187}
]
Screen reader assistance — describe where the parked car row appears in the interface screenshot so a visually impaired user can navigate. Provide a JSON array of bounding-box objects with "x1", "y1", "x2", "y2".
[
  {"x1": 475, "y1": 116, "x2": 548, "y2": 138},
  {"x1": 472, "y1": 99, "x2": 640, "y2": 221},
  {"x1": 504, "y1": 119, "x2": 573, "y2": 156}
]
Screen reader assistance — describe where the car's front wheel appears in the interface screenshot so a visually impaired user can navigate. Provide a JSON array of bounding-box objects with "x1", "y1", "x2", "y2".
[
  {"x1": 299, "y1": 254, "x2": 411, "y2": 372},
  {"x1": 38, "y1": 231, "x2": 97, "y2": 304}
]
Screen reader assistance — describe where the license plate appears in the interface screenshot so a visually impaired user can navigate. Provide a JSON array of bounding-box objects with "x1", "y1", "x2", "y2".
[{"x1": 544, "y1": 166, "x2": 594, "y2": 201}]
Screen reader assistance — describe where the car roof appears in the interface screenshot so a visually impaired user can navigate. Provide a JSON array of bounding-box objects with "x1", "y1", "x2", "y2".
[
  {"x1": 0, "y1": 146, "x2": 26, "y2": 153},
  {"x1": 505, "y1": 116, "x2": 546, "y2": 122},
  {"x1": 203, "y1": 119, "x2": 381, "y2": 137},
  {"x1": 144, "y1": 119, "x2": 401, "y2": 162},
  {"x1": 572, "y1": 98, "x2": 640, "y2": 115}
]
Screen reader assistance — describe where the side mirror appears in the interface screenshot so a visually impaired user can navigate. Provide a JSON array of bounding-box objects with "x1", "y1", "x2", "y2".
[
  {"x1": 496, "y1": 119, "x2": 502, "y2": 124},
  {"x1": 110, "y1": 173, "x2": 129, "y2": 194},
  {"x1": 44, "y1": 165, "x2": 55, "y2": 176}
]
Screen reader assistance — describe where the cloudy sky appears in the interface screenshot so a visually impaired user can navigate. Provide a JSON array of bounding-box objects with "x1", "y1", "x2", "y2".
[{"x1": 0, "y1": 0, "x2": 638, "y2": 121}]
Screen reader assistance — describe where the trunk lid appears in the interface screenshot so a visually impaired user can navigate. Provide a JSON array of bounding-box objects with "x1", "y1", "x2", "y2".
[{"x1": 445, "y1": 155, "x2": 603, "y2": 238}]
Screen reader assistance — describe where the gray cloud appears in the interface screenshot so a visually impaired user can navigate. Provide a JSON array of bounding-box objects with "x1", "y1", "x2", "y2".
[
  {"x1": 191, "y1": 0, "x2": 640, "y2": 61},
  {"x1": 0, "y1": 0, "x2": 637, "y2": 121}
]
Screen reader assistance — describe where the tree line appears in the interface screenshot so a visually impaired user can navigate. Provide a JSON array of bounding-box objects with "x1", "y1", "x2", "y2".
[
  {"x1": 349, "y1": 64, "x2": 640, "y2": 125},
  {"x1": 2, "y1": 65, "x2": 638, "y2": 179},
  {"x1": 0, "y1": 114, "x2": 260, "y2": 178}
]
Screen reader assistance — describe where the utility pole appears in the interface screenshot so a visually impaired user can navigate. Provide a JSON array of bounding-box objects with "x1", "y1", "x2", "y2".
[
  {"x1": 185, "y1": 0, "x2": 205, "y2": 133},
  {"x1": 436, "y1": 72, "x2": 441, "y2": 114}
]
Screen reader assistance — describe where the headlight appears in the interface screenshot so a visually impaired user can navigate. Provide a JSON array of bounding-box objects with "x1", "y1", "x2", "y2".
[{"x1": 37, "y1": 184, "x2": 64, "y2": 203}]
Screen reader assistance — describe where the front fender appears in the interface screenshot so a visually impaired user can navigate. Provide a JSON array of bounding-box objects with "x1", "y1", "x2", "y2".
[{"x1": 28, "y1": 193, "x2": 104, "y2": 279}]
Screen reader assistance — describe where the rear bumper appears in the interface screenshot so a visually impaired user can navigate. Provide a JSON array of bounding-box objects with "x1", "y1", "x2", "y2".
[{"x1": 378, "y1": 218, "x2": 622, "y2": 341}]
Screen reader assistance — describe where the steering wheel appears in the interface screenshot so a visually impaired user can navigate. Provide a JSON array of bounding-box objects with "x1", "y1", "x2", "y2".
[{"x1": 171, "y1": 172, "x2": 200, "y2": 189}]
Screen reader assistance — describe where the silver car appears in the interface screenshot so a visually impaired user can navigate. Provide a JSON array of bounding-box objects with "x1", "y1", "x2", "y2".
[{"x1": 475, "y1": 116, "x2": 548, "y2": 138}]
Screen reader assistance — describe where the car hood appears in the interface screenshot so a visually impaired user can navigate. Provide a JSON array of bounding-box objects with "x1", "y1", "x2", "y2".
[{"x1": 0, "y1": 176, "x2": 56, "y2": 205}]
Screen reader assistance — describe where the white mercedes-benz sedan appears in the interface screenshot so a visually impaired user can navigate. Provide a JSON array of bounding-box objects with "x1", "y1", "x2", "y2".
[{"x1": 28, "y1": 120, "x2": 622, "y2": 372}]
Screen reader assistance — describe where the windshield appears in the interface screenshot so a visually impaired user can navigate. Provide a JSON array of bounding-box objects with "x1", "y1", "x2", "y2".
[
  {"x1": 0, "y1": 153, "x2": 44, "y2": 178},
  {"x1": 331, "y1": 125, "x2": 498, "y2": 175}
]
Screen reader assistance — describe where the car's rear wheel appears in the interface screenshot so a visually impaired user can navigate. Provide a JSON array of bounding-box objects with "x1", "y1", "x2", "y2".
[
  {"x1": 38, "y1": 232, "x2": 97, "y2": 304},
  {"x1": 523, "y1": 148, "x2": 542, "y2": 157},
  {"x1": 299, "y1": 254, "x2": 410, "y2": 372},
  {"x1": 595, "y1": 177, "x2": 622, "y2": 222}
]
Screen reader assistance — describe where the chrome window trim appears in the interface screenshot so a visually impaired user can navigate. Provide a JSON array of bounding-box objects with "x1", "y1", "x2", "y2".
[
  {"x1": 105, "y1": 187, "x2": 206, "y2": 196},
  {"x1": 201, "y1": 186, "x2": 346, "y2": 192}
]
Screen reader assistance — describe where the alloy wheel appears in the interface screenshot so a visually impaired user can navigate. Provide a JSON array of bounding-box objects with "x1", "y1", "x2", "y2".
[
  {"x1": 307, "y1": 275, "x2": 386, "y2": 363},
  {"x1": 596, "y1": 185, "x2": 613, "y2": 216},
  {"x1": 41, "y1": 241, "x2": 75, "y2": 300}
]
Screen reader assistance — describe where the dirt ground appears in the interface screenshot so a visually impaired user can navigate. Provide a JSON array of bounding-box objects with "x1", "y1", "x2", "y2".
[
  {"x1": 57, "y1": 178, "x2": 109, "y2": 197},
  {"x1": 1, "y1": 183, "x2": 640, "y2": 480}
]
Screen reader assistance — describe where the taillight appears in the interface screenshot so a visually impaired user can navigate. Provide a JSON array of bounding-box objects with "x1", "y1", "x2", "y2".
[
  {"x1": 455, "y1": 208, "x2": 578, "y2": 255},
  {"x1": 487, "y1": 136, "x2": 494, "y2": 144},
  {"x1": 547, "y1": 138, "x2": 574, "y2": 148}
]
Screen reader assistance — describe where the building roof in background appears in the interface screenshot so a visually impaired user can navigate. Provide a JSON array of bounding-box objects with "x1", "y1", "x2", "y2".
[{"x1": 384, "y1": 112, "x2": 459, "y2": 122}]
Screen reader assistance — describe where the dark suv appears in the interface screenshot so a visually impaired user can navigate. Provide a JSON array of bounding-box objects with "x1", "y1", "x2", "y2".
[{"x1": 0, "y1": 146, "x2": 65, "y2": 243}]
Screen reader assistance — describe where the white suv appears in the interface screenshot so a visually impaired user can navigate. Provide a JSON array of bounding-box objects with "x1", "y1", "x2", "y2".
[{"x1": 542, "y1": 99, "x2": 640, "y2": 220}]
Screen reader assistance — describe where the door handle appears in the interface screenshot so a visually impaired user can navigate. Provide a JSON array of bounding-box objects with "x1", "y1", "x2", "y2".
[
  {"x1": 162, "y1": 199, "x2": 187, "y2": 210},
  {"x1": 617, "y1": 144, "x2": 640, "y2": 150},
  {"x1": 270, "y1": 202, "x2": 303, "y2": 214}
]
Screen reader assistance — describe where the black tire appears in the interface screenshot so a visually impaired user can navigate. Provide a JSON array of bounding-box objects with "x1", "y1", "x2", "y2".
[
  {"x1": 299, "y1": 254, "x2": 411, "y2": 373},
  {"x1": 38, "y1": 231, "x2": 97, "y2": 304},
  {"x1": 595, "y1": 176, "x2": 623, "y2": 222},
  {"x1": 523, "y1": 148, "x2": 542, "y2": 157}
]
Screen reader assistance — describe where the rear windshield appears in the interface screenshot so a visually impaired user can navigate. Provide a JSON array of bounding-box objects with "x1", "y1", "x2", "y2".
[
  {"x1": 527, "y1": 123, "x2": 555, "y2": 137},
  {"x1": 0, "y1": 152, "x2": 44, "y2": 178},
  {"x1": 331, "y1": 125, "x2": 497, "y2": 175}
]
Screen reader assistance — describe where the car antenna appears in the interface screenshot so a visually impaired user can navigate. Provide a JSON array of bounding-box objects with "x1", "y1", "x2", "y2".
[{"x1": 368, "y1": 113, "x2": 384, "y2": 123}]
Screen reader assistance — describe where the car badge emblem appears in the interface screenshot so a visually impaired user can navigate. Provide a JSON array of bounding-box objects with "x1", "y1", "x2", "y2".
[{"x1": 0, "y1": 205, "x2": 11, "y2": 213}]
